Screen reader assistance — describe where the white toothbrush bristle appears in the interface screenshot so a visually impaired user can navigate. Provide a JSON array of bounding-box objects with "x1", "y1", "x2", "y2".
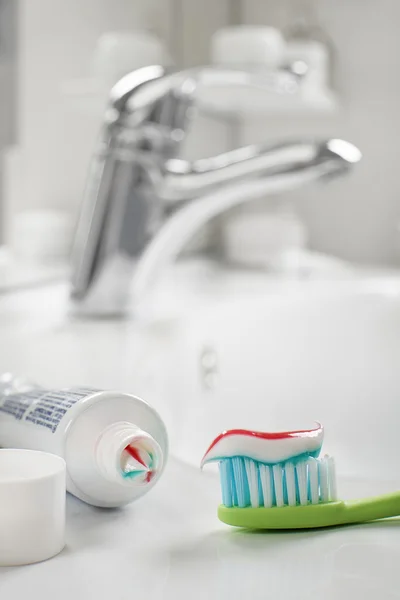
[
  {"x1": 328, "y1": 456, "x2": 337, "y2": 501},
  {"x1": 273, "y1": 464, "x2": 284, "y2": 507},
  {"x1": 219, "y1": 455, "x2": 337, "y2": 509},
  {"x1": 308, "y1": 458, "x2": 319, "y2": 504},
  {"x1": 319, "y1": 456, "x2": 330, "y2": 503},
  {"x1": 259, "y1": 463, "x2": 273, "y2": 508},
  {"x1": 296, "y1": 461, "x2": 308, "y2": 506},
  {"x1": 285, "y1": 463, "x2": 296, "y2": 506}
]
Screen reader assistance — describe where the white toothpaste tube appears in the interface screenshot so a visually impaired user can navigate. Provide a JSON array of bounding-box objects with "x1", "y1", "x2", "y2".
[{"x1": 0, "y1": 374, "x2": 168, "y2": 507}]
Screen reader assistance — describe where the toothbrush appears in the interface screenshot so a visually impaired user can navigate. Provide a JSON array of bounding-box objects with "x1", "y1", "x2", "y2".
[{"x1": 201, "y1": 426, "x2": 400, "y2": 529}]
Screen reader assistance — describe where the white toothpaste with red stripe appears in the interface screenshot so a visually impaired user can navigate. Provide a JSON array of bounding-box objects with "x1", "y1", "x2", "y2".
[{"x1": 201, "y1": 424, "x2": 324, "y2": 466}]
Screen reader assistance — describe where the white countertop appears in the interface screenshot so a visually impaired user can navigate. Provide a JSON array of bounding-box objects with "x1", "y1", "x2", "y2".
[{"x1": 0, "y1": 460, "x2": 399, "y2": 599}]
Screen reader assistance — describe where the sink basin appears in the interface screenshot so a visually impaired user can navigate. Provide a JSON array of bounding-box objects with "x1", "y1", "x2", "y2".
[{"x1": 1, "y1": 260, "x2": 400, "y2": 484}]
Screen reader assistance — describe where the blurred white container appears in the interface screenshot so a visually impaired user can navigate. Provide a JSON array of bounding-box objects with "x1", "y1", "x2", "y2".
[
  {"x1": 222, "y1": 204, "x2": 308, "y2": 269},
  {"x1": 10, "y1": 209, "x2": 73, "y2": 263},
  {"x1": 221, "y1": 202, "x2": 351, "y2": 278},
  {"x1": 212, "y1": 26, "x2": 285, "y2": 69},
  {"x1": 203, "y1": 24, "x2": 337, "y2": 115}
]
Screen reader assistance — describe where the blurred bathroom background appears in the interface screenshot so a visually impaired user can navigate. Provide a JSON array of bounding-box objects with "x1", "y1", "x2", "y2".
[{"x1": 0, "y1": 0, "x2": 398, "y2": 280}]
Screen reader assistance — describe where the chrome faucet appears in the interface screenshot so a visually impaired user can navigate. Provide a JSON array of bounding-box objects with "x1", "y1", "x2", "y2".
[{"x1": 71, "y1": 65, "x2": 361, "y2": 316}]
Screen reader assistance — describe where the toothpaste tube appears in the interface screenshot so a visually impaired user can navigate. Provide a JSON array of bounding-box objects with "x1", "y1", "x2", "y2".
[{"x1": 0, "y1": 374, "x2": 168, "y2": 507}]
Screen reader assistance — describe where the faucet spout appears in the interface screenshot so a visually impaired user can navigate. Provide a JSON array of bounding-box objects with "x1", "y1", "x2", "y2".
[
  {"x1": 159, "y1": 139, "x2": 361, "y2": 202},
  {"x1": 132, "y1": 139, "x2": 361, "y2": 302}
]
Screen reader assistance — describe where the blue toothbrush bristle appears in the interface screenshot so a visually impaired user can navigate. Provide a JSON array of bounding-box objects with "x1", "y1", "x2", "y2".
[{"x1": 218, "y1": 456, "x2": 337, "y2": 508}]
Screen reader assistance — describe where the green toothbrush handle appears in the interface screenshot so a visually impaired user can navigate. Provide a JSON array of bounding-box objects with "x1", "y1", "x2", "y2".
[
  {"x1": 218, "y1": 491, "x2": 400, "y2": 529},
  {"x1": 343, "y1": 491, "x2": 400, "y2": 524}
]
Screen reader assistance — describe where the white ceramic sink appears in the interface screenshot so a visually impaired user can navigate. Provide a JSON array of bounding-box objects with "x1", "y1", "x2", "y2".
[{"x1": 1, "y1": 260, "x2": 400, "y2": 597}]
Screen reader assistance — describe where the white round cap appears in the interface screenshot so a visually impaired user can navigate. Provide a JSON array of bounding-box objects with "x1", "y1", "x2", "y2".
[{"x1": 0, "y1": 449, "x2": 66, "y2": 566}]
